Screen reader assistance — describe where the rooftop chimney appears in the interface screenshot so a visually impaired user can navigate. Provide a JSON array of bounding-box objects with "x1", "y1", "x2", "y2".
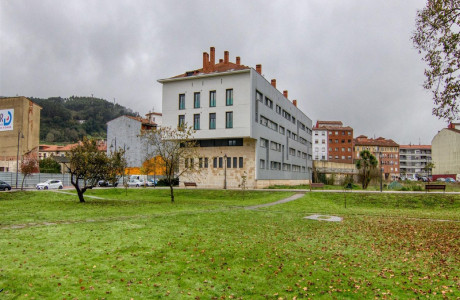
[
  {"x1": 271, "y1": 79, "x2": 276, "y2": 88},
  {"x1": 256, "y1": 64, "x2": 262, "y2": 74},
  {"x1": 293, "y1": 100, "x2": 297, "y2": 107},
  {"x1": 219, "y1": 58, "x2": 223, "y2": 63},
  {"x1": 236, "y1": 56, "x2": 241, "y2": 65},
  {"x1": 283, "y1": 90, "x2": 288, "y2": 99},
  {"x1": 203, "y1": 52, "x2": 209, "y2": 72},
  {"x1": 224, "y1": 51, "x2": 229, "y2": 63},
  {"x1": 210, "y1": 47, "x2": 215, "y2": 68}
]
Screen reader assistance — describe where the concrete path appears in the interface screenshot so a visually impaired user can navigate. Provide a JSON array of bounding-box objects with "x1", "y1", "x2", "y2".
[{"x1": 245, "y1": 193, "x2": 305, "y2": 210}]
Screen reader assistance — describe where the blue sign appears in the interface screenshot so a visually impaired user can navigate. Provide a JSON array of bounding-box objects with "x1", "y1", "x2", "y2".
[{"x1": 0, "y1": 109, "x2": 14, "y2": 131}]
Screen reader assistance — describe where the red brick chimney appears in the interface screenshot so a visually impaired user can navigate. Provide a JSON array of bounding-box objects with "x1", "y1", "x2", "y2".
[
  {"x1": 219, "y1": 58, "x2": 223, "y2": 63},
  {"x1": 283, "y1": 90, "x2": 288, "y2": 99},
  {"x1": 293, "y1": 100, "x2": 297, "y2": 107},
  {"x1": 271, "y1": 79, "x2": 276, "y2": 88},
  {"x1": 256, "y1": 64, "x2": 262, "y2": 74},
  {"x1": 236, "y1": 56, "x2": 240, "y2": 65},
  {"x1": 203, "y1": 52, "x2": 209, "y2": 72},
  {"x1": 210, "y1": 47, "x2": 215, "y2": 68},
  {"x1": 224, "y1": 51, "x2": 229, "y2": 63}
]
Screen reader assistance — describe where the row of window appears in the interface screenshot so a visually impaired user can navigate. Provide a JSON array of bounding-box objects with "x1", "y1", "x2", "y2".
[
  {"x1": 259, "y1": 159, "x2": 306, "y2": 172},
  {"x1": 185, "y1": 156, "x2": 244, "y2": 169},
  {"x1": 260, "y1": 138, "x2": 308, "y2": 158},
  {"x1": 328, "y1": 131, "x2": 352, "y2": 136},
  {"x1": 328, "y1": 139, "x2": 352, "y2": 144},
  {"x1": 179, "y1": 89, "x2": 233, "y2": 110},
  {"x1": 256, "y1": 90, "x2": 310, "y2": 134},
  {"x1": 179, "y1": 112, "x2": 233, "y2": 130},
  {"x1": 329, "y1": 155, "x2": 352, "y2": 160},
  {"x1": 259, "y1": 114, "x2": 309, "y2": 145}
]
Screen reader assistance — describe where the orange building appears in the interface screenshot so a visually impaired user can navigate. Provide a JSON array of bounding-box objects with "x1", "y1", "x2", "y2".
[{"x1": 354, "y1": 135, "x2": 400, "y2": 180}]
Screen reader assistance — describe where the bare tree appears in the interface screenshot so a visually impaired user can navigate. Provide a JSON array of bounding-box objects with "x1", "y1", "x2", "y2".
[
  {"x1": 142, "y1": 126, "x2": 200, "y2": 203},
  {"x1": 412, "y1": 0, "x2": 460, "y2": 122}
]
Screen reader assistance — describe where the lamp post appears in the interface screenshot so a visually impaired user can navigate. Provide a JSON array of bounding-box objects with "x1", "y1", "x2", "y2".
[
  {"x1": 379, "y1": 153, "x2": 383, "y2": 192},
  {"x1": 16, "y1": 130, "x2": 24, "y2": 189},
  {"x1": 224, "y1": 154, "x2": 227, "y2": 189}
]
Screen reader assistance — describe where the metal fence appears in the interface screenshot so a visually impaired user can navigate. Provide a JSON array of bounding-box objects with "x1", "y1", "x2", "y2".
[{"x1": 0, "y1": 172, "x2": 72, "y2": 188}]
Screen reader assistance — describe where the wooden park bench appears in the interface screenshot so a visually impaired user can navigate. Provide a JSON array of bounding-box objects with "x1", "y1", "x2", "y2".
[
  {"x1": 425, "y1": 184, "x2": 446, "y2": 192},
  {"x1": 310, "y1": 183, "x2": 324, "y2": 191},
  {"x1": 184, "y1": 182, "x2": 197, "y2": 188}
]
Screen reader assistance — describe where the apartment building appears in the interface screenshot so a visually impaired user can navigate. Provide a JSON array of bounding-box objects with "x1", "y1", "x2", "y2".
[
  {"x1": 399, "y1": 145, "x2": 431, "y2": 180},
  {"x1": 354, "y1": 135, "x2": 400, "y2": 180},
  {"x1": 158, "y1": 47, "x2": 313, "y2": 188},
  {"x1": 313, "y1": 121, "x2": 353, "y2": 163}
]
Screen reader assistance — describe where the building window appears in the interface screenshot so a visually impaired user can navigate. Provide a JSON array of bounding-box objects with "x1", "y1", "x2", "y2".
[
  {"x1": 260, "y1": 138, "x2": 268, "y2": 148},
  {"x1": 265, "y1": 97, "x2": 273, "y2": 109},
  {"x1": 260, "y1": 159, "x2": 265, "y2": 169},
  {"x1": 178, "y1": 115, "x2": 185, "y2": 128},
  {"x1": 209, "y1": 91, "x2": 216, "y2": 107},
  {"x1": 213, "y1": 157, "x2": 217, "y2": 168},
  {"x1": 205, "y1": 158, "x2": 208, "y2": 168},
  {"x1": 226, "y1": 112, "x2": 233, "y2": 128},
  {"x1": 219, "y1": 157, "x2": 223, "y2": 168},
  {"x1": 256, "y1": 90, "x2": 263, "y2": 102},
  {"x1": 227, "y1": 157, "x2": 232, "y2": 168},
  {"x1": 233, "y1": 157, "x2": 237, "y2": 168},
  {"x1": 209, "y1": 113, "x2": 216, "y2": 129},
  {"x1": 289, "y1": 148, "x2": 296, "y2": 156},
  {"x1": 276, "y1": 105, "x2": 281, "y2": 114},
  {"x1": 239, "y1": 157, "x2": 243, "y2": 168},
  {"x1": 279, "y1": 126, "x2": 285, "y2": 135},
  {"x1": 194, "y1": 92, "x2": 200, "y2": 108},
  {"x1": 193, "y1": 114, "x2": 200, "y2": 130},
  {"x1": 199, "y1": 158, "x2": 203, "y2": 168},
  {"x1": 226, "y1": 89, "x2": 233, "y2": 106},
  {"x1": 179, "y1": 94, "x2": 185, "y2": 110}
]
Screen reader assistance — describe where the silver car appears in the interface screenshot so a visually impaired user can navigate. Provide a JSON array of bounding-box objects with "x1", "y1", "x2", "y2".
[{"x1": 36, "y1": 179, "x2": 63, "y2": 190}]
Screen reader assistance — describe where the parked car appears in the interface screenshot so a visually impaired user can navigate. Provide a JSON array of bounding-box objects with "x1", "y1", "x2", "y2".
[
  {"x1": 127, "y1": 179, "x2": 144, "y2": 187},
  {"x1": 36, "y1": 179, "x2": 63, "y2": 190},
  {"x1": 0, "y1": 180, "x2": 12, "y2": 191},
  {"x1": 419, "y1": 177, "x2": 430, "y2": 182},
  {"x1": 146, "y1": 178, "x2": 158, "y2": 187},
  {"x1": 445, "y1": 178, "x2": 456, "y2": 183},
  {"x1": 436, "y1": 178, "x2": 446, "y2": 182},
  {"x1": 98, "y1": 180, "x2": 119, "y2": 187}
]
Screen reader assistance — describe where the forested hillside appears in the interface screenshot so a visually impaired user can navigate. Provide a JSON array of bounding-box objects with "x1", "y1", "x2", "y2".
[{"x1": 31, "y1": 96, "x2": 138, "y2": 143}]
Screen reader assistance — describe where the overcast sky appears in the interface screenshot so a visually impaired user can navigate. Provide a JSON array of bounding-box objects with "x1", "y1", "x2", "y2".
[{"x1": 0, "y1": 0, "x2": 449, "y2": 145}]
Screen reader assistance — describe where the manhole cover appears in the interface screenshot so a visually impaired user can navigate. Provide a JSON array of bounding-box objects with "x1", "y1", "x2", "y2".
[{"x1": 304, "y1": 214, "x2": 343, "y2": 222}]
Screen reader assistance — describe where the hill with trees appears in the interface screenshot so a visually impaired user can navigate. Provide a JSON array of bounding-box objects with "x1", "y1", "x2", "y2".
[{"x1": 31, "y1": 96, "x2": 138, "y2": 143}]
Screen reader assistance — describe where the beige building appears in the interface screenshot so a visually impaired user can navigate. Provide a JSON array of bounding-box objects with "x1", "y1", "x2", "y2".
[
  {"x1": 0, "y1": 97, "x2": 41, "y2": 172},
  {"x1": 431, "y1": 123, "x2": 460, "y2": 180}
]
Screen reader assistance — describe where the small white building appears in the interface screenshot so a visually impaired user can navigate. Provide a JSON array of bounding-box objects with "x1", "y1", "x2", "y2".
[
  {"x1": 431, "y1": 123, "x2": 460, "y2": 180},
  {"x1": 106, "y1": 115, "x2": 157, "y2": 168},
  {"x1": 158, "y1": 47, "x2": 313, "y2": 188}
]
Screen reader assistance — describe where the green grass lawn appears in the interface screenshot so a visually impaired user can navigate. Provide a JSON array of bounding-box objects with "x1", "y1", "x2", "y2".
[{"x1": 0, "y1": 189, "x2": 459, "y2": 299}]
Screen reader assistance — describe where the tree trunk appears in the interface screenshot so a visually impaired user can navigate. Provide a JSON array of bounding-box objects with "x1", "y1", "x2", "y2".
[
  {"x1": 21, "y1": 176, "x2": 26, "y2": 191},
  {"x1": 70, "y1": 175, "x2": 85, "y2": 203},
  {"x1": 169, "y1": 184, "x2": 175, "y2": 203}
]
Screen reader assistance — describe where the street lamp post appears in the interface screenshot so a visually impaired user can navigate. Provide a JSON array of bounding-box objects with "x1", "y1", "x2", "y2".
[
  {"x1": 379, "y1": 152, "x2": 383, "y2": 192},
  {"x1": 16, "y1": 130, "x2": 24, "y2": 189},
  {"x1": 224, "y1": 154, "x2": 227, "y2": 189}
]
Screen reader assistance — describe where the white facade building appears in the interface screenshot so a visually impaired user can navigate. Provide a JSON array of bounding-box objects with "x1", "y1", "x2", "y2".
[
  {"x1": 312, "y1": 128, "x2": 328, "y2": 161},
  {"x1": 158, "y1": 47, "x2": 313, "y2": 188}
]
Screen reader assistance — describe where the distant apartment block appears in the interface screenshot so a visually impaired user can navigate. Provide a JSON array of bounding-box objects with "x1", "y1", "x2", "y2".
[
  {"x1": 313, "y1": 121, "x2": 353, "y2": 164},
  {"x1": 159, "y1": 47, "x2": 313, "y2": 188},
  {"x1": 354, "y1": 135, "x2": 399, "y2": 180},
  {"x1": 431, "y1": 123, "x2": 460, "y2": 180},
  {"x1": 399, "y1": 145, "x2": 431, "y2": 179}
]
